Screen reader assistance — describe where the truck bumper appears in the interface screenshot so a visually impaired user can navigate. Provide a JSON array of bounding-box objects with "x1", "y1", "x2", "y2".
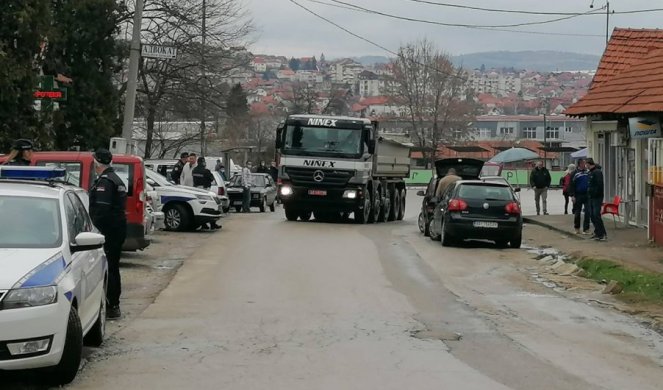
[{"x1": 280, "y1": 186, "x2": 362, "y2": 212}]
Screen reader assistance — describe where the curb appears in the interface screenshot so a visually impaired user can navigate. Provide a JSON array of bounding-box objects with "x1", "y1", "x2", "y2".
[{"x1": 523, "y1": 217, "x2": 584, "y2": 240}]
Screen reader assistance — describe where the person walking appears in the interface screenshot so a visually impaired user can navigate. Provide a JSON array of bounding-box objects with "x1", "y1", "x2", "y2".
[
  {"x1": 241, "y1": 161, "x2": 253, "y2": 213},
  {"x1": 171, "y1": 152, "x2": 189, "y2": 184},
  {"x1": 256, "y1": 161, "x2": 269, "y2": 174},
  {"x1": 586, "y1": 158, "x2": 607, "y2": 241},
  {"x1": 89, "y1": 149, "x2": 127, "y2": 319},
  {"x1": 568, "y1": 159, "x2": 591, "y2": 235},
  {"x1": 193, "y1": 157, "x2": 221, "y2": 230},
  {"x1": 435, "y1": 168, "x2": 462, "y2": 199},
  {"x1": 561, "y1": 163, "x2": 575, "y2": 214},
  {"x1": 180, "y1": 153, "x2": 197, "y2": 187},
  {"x1": 2, "y1": 139, "x2": 34, "y2": 166},
  {"x1": 214, "y1": 159, "x2": 223, "y2": 173},
  {"x1": 269, "y1": 161, "x2": 278, "y2": 182},
  {"x1": 530, "y1": 161, "x2": 551, "y2": 215}
]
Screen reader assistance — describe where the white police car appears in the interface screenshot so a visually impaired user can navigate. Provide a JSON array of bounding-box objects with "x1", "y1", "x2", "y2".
[
  {"x1": 0, "y1": 166, "x2": 107, "y2": 385},
  {"x1": 145, "y1": 169, "x2": 222, "y2": 231}
]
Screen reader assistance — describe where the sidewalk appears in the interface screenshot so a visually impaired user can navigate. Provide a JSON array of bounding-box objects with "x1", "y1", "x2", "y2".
[{"x1": 524, "y1": 214, "x2": 663, "y2": 274}]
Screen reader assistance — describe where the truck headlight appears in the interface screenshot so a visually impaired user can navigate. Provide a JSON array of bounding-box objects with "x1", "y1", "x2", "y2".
[
  {"x1": 2, "y1": 286, "x2": 58, "y2": 309},
  {"x1": 280, "y1": 185, "x2": 293, "y2": 196},
  {"x1": 343, "y1": 190, "x2": 358, "y2": 199}
]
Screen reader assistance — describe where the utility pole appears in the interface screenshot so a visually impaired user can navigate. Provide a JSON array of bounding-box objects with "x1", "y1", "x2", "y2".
[
  {"x1": 543, "y1": 113, "x2": 548, "y2": 168},
  {"x1": 606, "y1": 1, "x2": 610, "y2": 45},
  {"x1": 200, "y1": 0, "x2": 207, "y2": 156},
  {"x1": 121, "y1": 0, "x2": 145, "y2": 154}
]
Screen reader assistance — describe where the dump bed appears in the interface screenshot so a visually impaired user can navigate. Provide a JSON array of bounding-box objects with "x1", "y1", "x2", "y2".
[{"x1": 373, "y1": 137, "x2": 411, "y2": 178}]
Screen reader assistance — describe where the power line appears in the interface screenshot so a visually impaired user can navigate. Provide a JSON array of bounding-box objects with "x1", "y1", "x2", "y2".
[
  {"x1": 398, "y1": 0, "x2": 663, "y2": 16},
  {"x1": 328, "y1": 0, "x2": 605, "y2": 29}
]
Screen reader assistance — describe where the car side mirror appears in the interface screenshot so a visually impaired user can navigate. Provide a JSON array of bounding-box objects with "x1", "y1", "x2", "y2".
[
  {"x1": 71, "y1": 232, "x2": 105, "y2": 253},
  {"x1": 417, "y1": 190, "x2": 425, "y2": 196},
  {"x1": 146, "y1": 178, "x2": 157, "y2": 187},
  {"x1": 513, "y1": 187, "x2": 521, "y2": 193}
]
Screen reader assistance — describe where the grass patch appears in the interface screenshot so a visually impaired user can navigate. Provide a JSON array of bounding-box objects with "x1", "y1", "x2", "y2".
[{"x1": 577, "y1": 258, "x2": 663, "y2": 303}]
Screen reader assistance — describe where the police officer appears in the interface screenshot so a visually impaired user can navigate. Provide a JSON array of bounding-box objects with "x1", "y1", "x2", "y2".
[
  {"x1": 2, "y1": 139, "x2": 34, "y2": 166},
  {"x1": 171, "y1": 152, "x2": 189, "y2": 184},
  {"x1": 89, "y1": 148, "x2": 127, "y2": 319},
  {"x1": 193, "y1": 157, "x2": 221, "y2": 230}
]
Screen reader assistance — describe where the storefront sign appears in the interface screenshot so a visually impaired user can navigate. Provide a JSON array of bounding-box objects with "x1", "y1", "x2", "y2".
[
  {"x1": 629, "y1": 116, "x2": 662, "y2": 139},
  {"x1": 141, "y1": 44, "x2": 177, "y2": 60}
]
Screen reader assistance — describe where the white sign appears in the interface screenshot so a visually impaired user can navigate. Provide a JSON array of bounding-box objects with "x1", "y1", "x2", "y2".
[
  {"x1": 141, "y1": 44, "x2": 177, "y2": 60},
  {"x1": 629, "y1": 116, "x2": 662, "y2": 139}
]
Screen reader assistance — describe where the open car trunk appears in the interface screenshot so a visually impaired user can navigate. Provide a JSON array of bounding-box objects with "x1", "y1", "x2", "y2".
[{"x1": 434, "y1": 158, "x2": 484, "y2": 180}]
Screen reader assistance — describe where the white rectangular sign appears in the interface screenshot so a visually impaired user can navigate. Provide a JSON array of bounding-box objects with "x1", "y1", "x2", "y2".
[
  {"x1": 141, "y1": 44, "x2": 177, "y2": 60},
  {"x1": 629, "y1": 116, "x2": 662, "y2": 139}
]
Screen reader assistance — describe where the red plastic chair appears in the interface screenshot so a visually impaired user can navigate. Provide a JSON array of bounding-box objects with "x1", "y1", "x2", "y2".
[{"x1": 601, "y1": 195, "x2": 621, "y2": 227}]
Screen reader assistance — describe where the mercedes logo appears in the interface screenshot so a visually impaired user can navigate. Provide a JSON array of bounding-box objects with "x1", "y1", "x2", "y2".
[
  {"x1": 483, "y1": 203, "x2": 489, "y2": 209},
  {"x1": 313, "y1": 170, "x2": 325, "y2": 182}
]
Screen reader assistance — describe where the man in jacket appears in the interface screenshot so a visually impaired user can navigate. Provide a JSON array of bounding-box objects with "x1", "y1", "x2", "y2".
[
  {"x1": 256, "y1": 161, "x2": 269, "y2": 174},
  {"x1": 241, "y1": 161, "x2": 253, "y2": 213},
  {"x1": 568, "y1": 159, "x2": 591, "y2": 234},
  {"x1": 180, "y1": 153, "x2": 197, "y2": 187},
  {"x1": 435, "y1": 168, "x2": 462, "y2": 199},
  {"x1": 586, "y1": 158, "x2": 607, "y2": 241},
  {"x1": 89, "y1": 149, "x2": 127, "y2": 319},
  {"x1": 2, "y1": 139, "x2": 34, "y2": 166},
  {"x1": 171, "y1": 152, "x2": 188, "y2": 184},
  {"x1": 530, "y1": 161, "x2": 552, "y2": 215},
  {"x1": 193, "y1": 157, "x2": 221, "y2": 230}
]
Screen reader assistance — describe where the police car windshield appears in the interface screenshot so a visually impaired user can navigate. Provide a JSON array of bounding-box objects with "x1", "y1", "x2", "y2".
[
  {"x1": 283, "y1": 125, "x2": 363, "y2": 158},
  {"x1": 0, "y1": 196, "x2": 62, "y2": 248}
]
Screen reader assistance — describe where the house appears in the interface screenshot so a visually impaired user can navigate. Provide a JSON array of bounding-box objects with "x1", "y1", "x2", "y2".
[
  {"x1": 251, "y1": 57, "x2": 267, "y2": 73},
  {"x1": 566, "y1": 28, "x2": 663, "y2": 233},
  {"x1": 355, "y1": 70, "x2": 383, "y2": 97}
]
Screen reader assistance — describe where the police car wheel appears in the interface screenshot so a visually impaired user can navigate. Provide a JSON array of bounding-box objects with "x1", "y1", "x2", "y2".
[
  {"x1": 48, "y1": 307, "x2": 83, "y2": 385},
  {"x1": 165, "y1": 204, "x2": 191, "y2": 231},
  {"x1": 84, "y1": 292, "x2": 106, "y2": 347}
]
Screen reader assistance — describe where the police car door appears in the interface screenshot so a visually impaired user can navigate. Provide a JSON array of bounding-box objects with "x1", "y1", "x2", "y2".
[{"x1": 64, "y1": 192, "x2": 104, "y2": 330}]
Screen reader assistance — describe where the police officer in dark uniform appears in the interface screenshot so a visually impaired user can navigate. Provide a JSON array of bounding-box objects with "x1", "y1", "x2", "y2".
[
  {"x1": 89, "y1": 149, "x2": 127, "y2": 319},
  {"x1": 193, "y1": 157, "x2": 221, "y2": 230},
  {"x1": 171, "y1": 152, "x2": 189, "y2": 184},
  {"x1": 2, "y1": 139, "x2": 34, "y2": 166}
]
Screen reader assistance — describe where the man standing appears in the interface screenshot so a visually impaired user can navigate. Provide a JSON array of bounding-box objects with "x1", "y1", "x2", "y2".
[
  {"x1": 568, "y1": 159, "x2": 591, "y2": 234},
  {"x1": 530, "y1": 161, "x2": 551, "y2": 215},
  {"x1": 193, "y1": 157, "x2": 221, "y2": 230},
  {"x1": 89, "y1": 149, "x2": 127, "y2": 319},
  {"x1": 241, "y1": 161, "x2": 253, "y2": 213},
  {"x1": 587, "y1": 158, "x2": 607, "y2": 241},
  {"x1": 269, "y1": 161, "x2": 278, "y2": 182},
  {"x1": 180, "y1": 153, "x2": 197, "y2": 187},
  {"x1": 171, "y1": 152, "x2": 188, "y2": 184},
  {"x1": 256, "y1": 161, "x2": 269, "y2": 174},
  {"x1": 434, "y1": 168, "x2": 462, "y2": 199},
  {"x1": 2, "y1": 139, "x2": 34, "y2": 166}
]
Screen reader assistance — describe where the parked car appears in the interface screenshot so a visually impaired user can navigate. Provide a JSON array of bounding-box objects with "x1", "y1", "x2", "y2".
[
  {"x1": 0, "y1": 166, "x2": 107, "y2": 385},
  {"x1": 144, "y1": 159, "x2": 177, "y2": 182},
  {"x1": 0, "y1": 152, "x2": 150, "y2": 252},
  {"x1": 226, "y1": 173, "x2": 277, "y2": 212},
  {"x1": 210, "y1": 171, "x2": 230, "y2": 213},
  {"x1": 429, "y1": 179, "x2": 523, "y2": 248},
  {"x1": 145, "y1": 169, "x2": 222, "y2": 231},
  {"x1": 145, "y1": 182, "x2": 165, "y2": 231},
  {"x1": 417, "y1": 158, "x2": 485, "y2": 236}
]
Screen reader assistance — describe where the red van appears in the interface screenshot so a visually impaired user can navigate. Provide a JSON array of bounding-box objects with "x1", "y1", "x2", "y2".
[{"x1": 0, "y1": 151, "x2": 150, "y2": 251}]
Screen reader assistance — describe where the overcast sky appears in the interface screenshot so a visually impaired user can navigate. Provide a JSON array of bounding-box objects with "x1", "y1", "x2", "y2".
[{"x1": 244, "y1": 0, "x2": 662, "y2": 58}]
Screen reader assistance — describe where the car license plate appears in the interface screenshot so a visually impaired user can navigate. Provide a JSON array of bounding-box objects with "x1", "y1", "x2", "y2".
[
  {"x1": 473, "y1": 221, "x2": 498, "y2": 228},
  {"x1": 308, "y1": 189, "x2": 327, "y2": 196},
  {"x1": 233, "y1": 201, "x2": 243, "y2": 206}
]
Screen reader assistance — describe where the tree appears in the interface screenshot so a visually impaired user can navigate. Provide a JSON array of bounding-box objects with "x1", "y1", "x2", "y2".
[
  {"x1": 389, "y1": 39, "x2": 476, "y2": 168},
  {"x1": 310, "y1": 56, "x2": 317, "y2": 71},
  {"x1": 226, "y1": 83, "x2": 248, "y2": 120},
  {"x1": 0, "y1": 0, "x2": 51, "y2": 150},
  {"x1": 290, "y1": 82, "x2": 318, "y2": 114},
  {"x1": 46, "y1": 0, "x2": 122, "y2": 150},
  {"x1": 289, "y1": 57, "x2": 300, "y2": 72}
]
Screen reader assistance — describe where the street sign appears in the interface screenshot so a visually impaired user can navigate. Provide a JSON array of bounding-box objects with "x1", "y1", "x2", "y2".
[
  {"x1": 141, "y1": 44, "x2": 177, "y2": 60},
  {"x1": 33, "y1": 75, "x2": 67, "y2": 111}
]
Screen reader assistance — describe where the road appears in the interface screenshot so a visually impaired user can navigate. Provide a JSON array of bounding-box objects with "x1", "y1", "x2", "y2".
[{"x1": 9, "y1": 192, "x2": 663, "y2": 389}]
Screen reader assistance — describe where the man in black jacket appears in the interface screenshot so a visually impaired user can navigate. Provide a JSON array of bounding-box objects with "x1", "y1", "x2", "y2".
[
  {"x1": 586, "y1": 158, "x2": 607, "y2": 241},
  {"x1": 171, "y1": 152, "x2": 188, "y2": 184},
  {"x1": 530, "y1": 161, "x2": 552, "y2": 215},
  {"x1": 193, "y1": 157, "x2": 221, "y2": 230},
  {"x1": 568, "y1": 159, "x2": 591, "y2": 234}
]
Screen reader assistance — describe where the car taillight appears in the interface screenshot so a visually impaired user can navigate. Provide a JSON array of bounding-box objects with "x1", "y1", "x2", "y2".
[
  {"x1": 505, "y1": 202, "x2": 521, "y2": 215},
  {"x1": 218, "y1": 187, "x2": 225, "y2": 196},
  {"x1": 277, "y1": 178, "x2": 283, "y2": 185},
  {"x1": 448, "y1": 199, "x2": 468, "y2": 212},
  {"x1": 136, "y1": 176, "x2": 145, "y2": 215}
]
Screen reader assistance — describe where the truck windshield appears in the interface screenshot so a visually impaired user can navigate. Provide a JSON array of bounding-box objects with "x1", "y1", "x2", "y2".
[{"x1": 283, "y1": 125, "x2": 363, "y2": 158}]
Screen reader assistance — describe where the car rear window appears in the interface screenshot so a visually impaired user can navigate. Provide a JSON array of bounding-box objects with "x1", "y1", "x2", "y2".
[{"x1": 457, "y1": 184, "x2": 513, "y2": 201}]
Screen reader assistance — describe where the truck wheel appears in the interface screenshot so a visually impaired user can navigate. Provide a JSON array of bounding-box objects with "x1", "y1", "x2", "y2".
[
  {"x1": 299, "y1": 211, "x2": 312, "y2": 221},
  {"x1": 368, "y1": 188, "x2": 380, "y2": 224},
  {"x1": 285, "y1": 208, "x2": 298, "y2": 221},
  {"x1": 378, "y1": 187, "x2": 390, "y2": 223},
  {"x1": 164, "y1": 204, "x2": 191, "y2": 231},
  {"x1": 388, "y1": 188, "x2": 399, "y2": 221},
  {"x1": 397, "y1": 189, "x2": 406, "y2": 220},
  {"x1": 47, "y1": 307, "x2": 83, "y2": 385},
  {"x1": 355, "y1": 197, "x2": 371, "y2": 224}
]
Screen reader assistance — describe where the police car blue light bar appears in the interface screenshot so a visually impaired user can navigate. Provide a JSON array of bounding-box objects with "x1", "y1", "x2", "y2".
[{"x1": 0, "y1": 166, "x2": 67, "y2": 180}]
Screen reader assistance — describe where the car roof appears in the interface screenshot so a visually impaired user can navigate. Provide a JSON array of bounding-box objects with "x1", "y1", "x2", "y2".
[
  {"x1": 456, "y1": 179, "x2": 511, "y2": 187},
  {"x1": 0, "y1": 181, "x2": 64, "y2": 199}
]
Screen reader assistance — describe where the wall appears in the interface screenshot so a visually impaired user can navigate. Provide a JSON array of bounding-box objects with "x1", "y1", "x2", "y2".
[{"x1": 405, "y1": 169, "x2": 566, "y2": 186}]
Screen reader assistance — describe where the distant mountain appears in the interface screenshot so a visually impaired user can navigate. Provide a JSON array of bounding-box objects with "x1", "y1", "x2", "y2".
[
  {"x1": 452, "y1": 51, "x2": 601, "y2": 72},
  {"x1": 352, "y1": 55, "x2": 391, "y2": 65}
]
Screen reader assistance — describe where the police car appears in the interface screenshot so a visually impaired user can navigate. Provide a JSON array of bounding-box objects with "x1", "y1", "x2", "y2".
[
  {"x1": 0, "y1": 166, "x2": 107, "y2": 385},
  {"x1": 145, "y1": 169, "x2": 222, "y2": 231}
]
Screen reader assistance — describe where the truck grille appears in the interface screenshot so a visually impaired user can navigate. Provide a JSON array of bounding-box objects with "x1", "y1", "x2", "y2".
[{"x1": 285, "y1": 167, "x2": 354, "y2": 188}]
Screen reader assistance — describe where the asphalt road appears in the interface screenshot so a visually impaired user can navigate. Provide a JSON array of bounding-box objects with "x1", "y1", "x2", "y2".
[{"x1": 6, "y1": 192, "x2": 663, "y2": 389}]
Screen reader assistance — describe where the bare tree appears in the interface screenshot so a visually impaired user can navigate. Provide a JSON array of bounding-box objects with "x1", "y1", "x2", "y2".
[
  {"x1": 389, "y1": 39, "x2": 476, "y2": 167},
  {"x1": 289, "y1": 82, "x2": 319, "y2": 114}
]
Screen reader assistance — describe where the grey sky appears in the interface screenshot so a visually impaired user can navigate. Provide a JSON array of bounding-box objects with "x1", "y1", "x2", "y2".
[{"x1": 245, "y1": 0, "x2": 662, "y2": 58}]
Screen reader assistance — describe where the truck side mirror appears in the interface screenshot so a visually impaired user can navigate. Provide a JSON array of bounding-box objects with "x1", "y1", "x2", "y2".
[
  {"x1": 367, "y1": 139, "x2": 376, "y2": 154},
  {"x1": 275, "y1": 123, "x2": 285, "y2": 149}
]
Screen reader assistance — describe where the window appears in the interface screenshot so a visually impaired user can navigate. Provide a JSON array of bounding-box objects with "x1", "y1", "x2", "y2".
[
  {"x1": 426, "y1": 178, "x2": 437, "y2": 196},
  {"x1": 93, "y1": 163, "x2": 135, "y2": 196},
  {"x1": 457, "y1": 184, "x2": 513, "y2": 200},
  {"x1": 565, "y1": 126, "x2": 574, "y2": 133},
  {"x1": 523, "y1": 127, "x2": 537, "y2": 139},
  {"x1": 479, "y1": 128, "x2": 491, "y2": 139},
  {"x1": 545, "y1": 126, "x2": 560, "y2": 139},
  {"x1": 65, "y1": 192, "x2": 93, "y2": 243},
  {"x1": 37, "y1": 161, "x2": 83, "y2": 187},
  {"x1": 499, "y1": 127, "x2": 514, "y2": 136}
]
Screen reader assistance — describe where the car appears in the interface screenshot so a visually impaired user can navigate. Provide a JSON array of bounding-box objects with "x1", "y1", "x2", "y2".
[
  {"x1": 210, "y1": 171, "x2": 230, "y2": 213},
  {"x1": 145, "y1": 169, "x2": 222, "y2": 231},
  {"x1": 145, "y1": 182, "x2": 165, "y2": 232},
  {"x1": 226, "y1": 173, "x2": 277, "y2": 212},
  {"x1": 144, "y1": 159, "x2": 177, "y2": 182},
  {"x1": 0, "y1": 166, "x2": 107, "y2": 385},
  {"x1": 0, "y1": 151, "x2": 151, "y2": 252},
  {"x1": 417, "y1": 158, "x2": 485, "y2": 236},
  {"x1": 429, "y1": 179, "x2": 523, "y2": 248}
]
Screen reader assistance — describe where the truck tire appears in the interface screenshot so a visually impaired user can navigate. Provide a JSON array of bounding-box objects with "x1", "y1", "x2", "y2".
[
  {"x1": 48, "y1": 307, "x2": 83, "y2": 385},
  {"x1": 368, "y1": 187, "x2": 380, "y2": 224},
  {"x1": 378, "y1": 186, "x2": 390, "y2": 223},
  {"x1": 388, "y1": 188, "x2": 400, "y2": 222},
  {"x1": 285, "y1": 207, "x2": 298, "y2": 221},
  {"x1": 397, "y1": 189, "x2": 406, "y2": 220},
  {"x1": 355, "y1": 197, "x2": 371, "y2": 224}
]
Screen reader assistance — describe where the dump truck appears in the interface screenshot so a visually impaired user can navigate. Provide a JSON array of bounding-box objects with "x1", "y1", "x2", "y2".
[{"x1": 275, "y1": 114, "x2": 411, "y2": 223}]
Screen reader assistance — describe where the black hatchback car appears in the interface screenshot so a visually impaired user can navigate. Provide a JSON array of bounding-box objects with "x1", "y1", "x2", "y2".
[
  {"x1": 417, "y1": 158, "x2": 485, "y2": 236},
  {"x1": 428, "y1": 179, "x2": 523, "y2": 248}
]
